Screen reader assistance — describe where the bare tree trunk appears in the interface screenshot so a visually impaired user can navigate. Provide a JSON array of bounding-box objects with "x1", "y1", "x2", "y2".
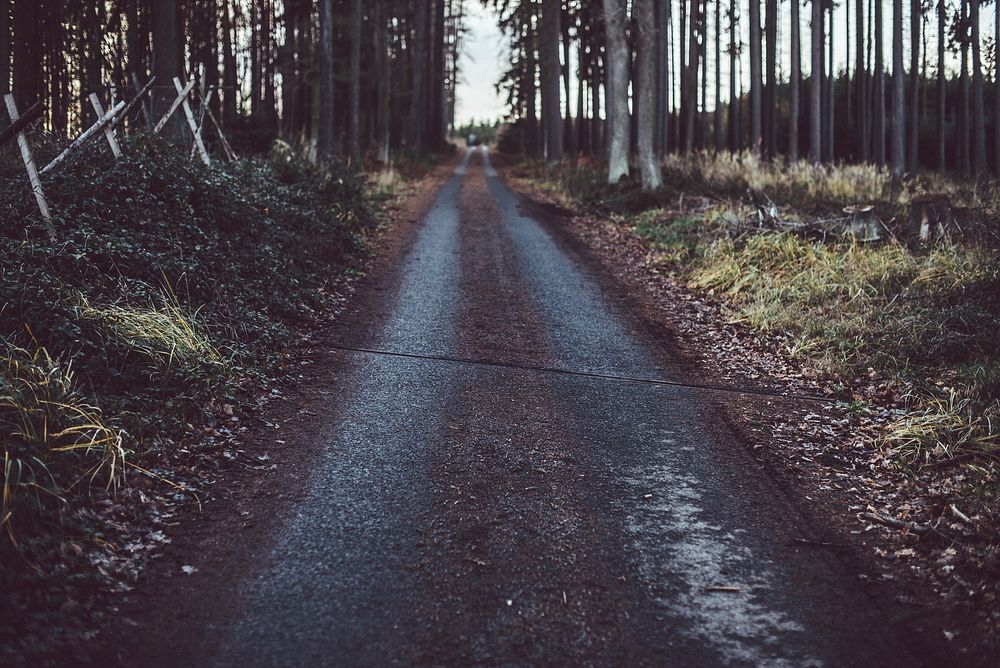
[
  {"x1": 562, "y1": 6, "x2": 576, "y2": 161},
  {"x1": 857, "y1": 0, "x2": 869, "y2": 161},
  {"x1": 749, "y1": 0, "x2": 762, "y2": 152},
  {"x1": 655, "y1": 0, "x2": 668, "y2": 157},
  {"x1": 937, "y1": 0, "x2": 945, "y2": 168},
  {"x1": 764, "y1": 0, "x2": 776, "y2": 156},
  {"x1": 908, "y1": 0, "x2": 920, "y2": 173},
  {"x1": 874, "y1": 0, "x2": 886, "y2": 165},
  {"x1": 995, "y1": 0, "x2": 1000, "y2": 172},
  {"x1": 318, "y1": 0, "x2": 335, "y2": 162},
  {"x1": 959, "y1": 0, "x2": 970, "y2": 173},
  {"x1": 685, "y1": 0, "x2": 702, "y2": 153},
  {"x1": 714, "y1": 0, "x2": 722, "y2": 152},
  {"x1": 603, "y1": 0, "x2": 630, "y2": 183},
  {"x1": 349, "y1": 0, "x2": 362, "y2": 164},
  {"x1": 151, "y1": 0, "x2": 180, "y2": 135},
  {"x1": 222, "y1": 0, "x2": 237, "y2": 124},
  {"x1": 810, "y1": 0, "x2": 822, "y2": 162},
  {"x1": 825, "y1": 2, "x2": 834, "y2": 160},
  {"x1": 789, "y1": 0, "x2": 800, "y2": 160},
  {"x1": 728, "y1": 0, "x2": 738, "y2": 151},
  {"x1": 635, "y1": 0, "x2": 661, "y2": 188},
  {"x1": 540, "y1": 0, "x2": 563, "y2": 161},
  {"x1": 890, "y1": 0, "x2": 905, "y2": 175},
  {"x1": 407, "y1": 0, "x2": 429, "y2": 151},
  {"x1": 971, "y1": 0, "x2": 987, "y2": 173},
  {"x1": 0, "y1": 0, "x2": 8, "y2": 96}
]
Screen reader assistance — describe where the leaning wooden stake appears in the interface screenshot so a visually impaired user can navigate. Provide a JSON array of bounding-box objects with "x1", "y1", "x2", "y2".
[
  {"x1": 113, "y1": 76, "x2": 156, "y2": 132},
  {"x1": 190, "y1": 88, "x2": 213, "y2": 161},
  {"x1": 131, "y1": 72, "x2": 153, "y2": 129},
  {"x1": 41, "y1": 100, "x2": 125, "y2": 175},
  {"x1": 174, "y1": 77, "x2": 210, "y2": 166},
  {"x1": 0, "y1": 100, "x2": 44, "y2": 148},
  {"x1": 89, "y1": 93, "x2": 122, "y2": 158},
  {"x1": 153, "y1": 78, "x2": 196, "y2": 136},
  {"x1": 203, "y1": 102, "x2": 236, "y2": 161},
  {"x1": 4, "y1": 94, "x2": 55, "y2": 240}
]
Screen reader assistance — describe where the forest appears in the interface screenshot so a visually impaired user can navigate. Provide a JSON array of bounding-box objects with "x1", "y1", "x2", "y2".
[{"x1": 1, "y1": 1, "x2": 999, "y2": 666}]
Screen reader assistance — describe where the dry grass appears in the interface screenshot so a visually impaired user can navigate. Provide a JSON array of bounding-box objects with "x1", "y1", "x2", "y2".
[{"x1": 0, "y1": 341, "x2": 125, "y2": 542}]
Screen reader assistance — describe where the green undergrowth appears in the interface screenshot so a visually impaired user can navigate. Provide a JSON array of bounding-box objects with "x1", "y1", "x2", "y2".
[
  {"x1": 519, "y1": 154, "x2": 1000, "y2": 504},
  {"x1": 0, "y1": 135, "x2": 380, "y2": 543}
]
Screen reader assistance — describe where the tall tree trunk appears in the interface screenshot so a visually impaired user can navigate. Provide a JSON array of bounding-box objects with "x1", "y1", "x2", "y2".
[
  {"x1": 971, "y1": 0, "x2": 987, "y2": 174},
  {"x1": 0, "y1": 0, "x2": 10, "y2": 95},
  {"x1": 562, "y1": 5, "x2": 576, "y2": 160},
  {"x1": 635, "y1": 0, "x2": 661, "y2": 188},
  {"x1": 959, "y1": 0, "x2": 970, "y2": 173},
  {"x1": 907, "y1": 0, "x2": 920, "y2": 172},
  {"x1": 995, "y1": 0, "x2": 1000, "y2": 172},
  {"x1": 891, "y1": 0, "x2": 905, "y2": 175},
  {"x1": 318, "y1": 0, "x2": 335, "y2": 162},
  {"x1": 222, "y1": 0, "x2": 237, "y2": 124},
  {"x1": 150, "y1": 0, "x2": 180, "y2": 135},
  {"x1": 407, "y1": 0, "x2": 430, "y2": 150},
  {"x1": 937, "y1": 0, "x2": 946, "y2": 168},
  {"x1": 431, "y1": 0, "x2": 446, "y2": 147},
  {"x1": 655, "y1": 0, "x2": 668, "y2": 157},
  {"x1": 728, "y1": 0, "x2": 738, "y2": 151},
  {"x1": 685, "y1": 0, "x2": 702, "y2": 153},
  {"x1": 678, "y1": 0, "x2": 687, "y2": 148},
  {"x1": 603, "y1": 0, "x2": 630, "y2": 183},
  {"x1": 714, "y1": 0, "x2": 722, "y2": 152},
  {"x1": 874, "y1": 0, "x2": 886, "y2": 165},
  {"x1": 349, "y1": 0, "x2": 362, "y2": 164},
  {"x1": 375, "y1": 0, "x2": 390, "y2": 161},
  {"x1": 810, "y1": 0, "x2": 822, "y2": 162},
  {"x1": 764, "y1": 0, "x2": 776, "y2": 156},
  {"x1": 857, "y1": 0, "x2": 869, "y2": 161},
  {"x1": 825, "y1": 2, "x2": 834, "y2": 160},
  {"x1": 540, "y1": 0, "x2": 563, "y2": 161},
  {"x1": 790, "y1": 0, "x2": 800, "y2": 160},
  {"x1": 749, "y1": 0, "x2": 762, "y2": 152}
]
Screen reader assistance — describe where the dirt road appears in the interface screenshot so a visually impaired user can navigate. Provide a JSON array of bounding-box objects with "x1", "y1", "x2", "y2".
[{"x1": 124, "y1": 149, "x2": 927, "y2": 667}]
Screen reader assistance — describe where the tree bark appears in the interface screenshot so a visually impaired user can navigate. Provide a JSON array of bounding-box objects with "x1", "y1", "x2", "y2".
[
  {"x1": 971, "y1": 0, "x2": 987, "y2": 174},
  {"x1": 318, "y1": 0, "x2": 335, "y2": 163},
  {"x1": 810, "y1": 0, "x2": 822, "y2": 162},
  {"x1": 959, "y1": 0, "x2": 970, "y2": 173},
  {"x1": 685, "y1": 0, "x2": 702, "y2": 153},
  {"x1": 350, "y1": 0, "x2": 362, "y2": 165},
  {"x1": 602, "y1": 0, "x2": 630, "y2": 183},
  {"x1": 635, "y1": 0, "x2": 662, "y2": 189},
  {"x1": 407, "y1": 0, "x2": 430, "y2": 151},
  {"x1": 857, "y1": 0, "x2": 869, "y2": 161},
  {"x1": 891, "y1": 0, "x2": 905, "y2": 175},
  {"x1": 937, "y1": 0, "x2": 945, "y2": 168},
  {"x1": 749, "y1": 0, "x2": 762, "y2": 152},
  {"x1": 764, "y1": 0, "x2": 776, "y2": 156},
  {"x1": 150, "y1": 0, "x2": 180, "y2": 135},
  {"x1": 907, "y1": 0, "x2": 919, "y2": 172},
  {"x1": 874, "y1": 0, "x2": 886, "y2": 165},
  {"x1": 714, "y1": 0, "x2": 722, "y2": 152},
  {"x1": 540, "y1": 0, "x2": 563, "y2": 161},
  {"x1": 789, "y1": 0, "x2": 800, "y2": 161}
]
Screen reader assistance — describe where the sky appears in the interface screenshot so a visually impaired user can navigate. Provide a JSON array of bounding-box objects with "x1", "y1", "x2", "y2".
[{"x1": 454, "y1": 3, "x2": 507, "y2": 126}]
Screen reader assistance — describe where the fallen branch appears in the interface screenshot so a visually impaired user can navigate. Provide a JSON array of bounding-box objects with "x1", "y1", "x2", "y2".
[{"x1": 858, "y1": 511, "x2": 933, "y2": 535}]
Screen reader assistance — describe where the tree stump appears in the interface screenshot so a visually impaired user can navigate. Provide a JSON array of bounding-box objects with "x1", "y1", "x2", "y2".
[
  {"x1": 843, "y1": 205, "x2": 882, "y2": 242},
  {"x1": 909, "y1": 194, "x2": 953, "y2": 243}
]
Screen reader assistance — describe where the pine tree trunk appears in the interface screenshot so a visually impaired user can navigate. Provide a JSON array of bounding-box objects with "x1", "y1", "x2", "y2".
[
  {"x1": 789, "y1": 0, "x2": 800, "y2": 161},
  {"x1": 714, "y1": 0, "x2": 722, "y2": 152},
  {"x1": 810, "y1": 0, "x2": 822, "y2": 162},
  {"x1": 635, "y1": 0, "x2": 661, "y2": 188},
  {"x1": 890, "y1": 0, "x2": 905, "y2": 175},
  {"x1": 749, "y1": 0, "x2": 762, "y2": 152},
  {"x1": 318, "y1": 0, "x2": 335, "y2": 162},
  {"x1": 540, "y1": 0, "x2": 563, "y2": 161},
  {"x1": 603, "y1": 0, "x2": 630, "y2": 183},
  {"x1": 937, "y1": 0, "x2": 946, "y2": 169},
  {"x1": 908, "y1": 0, "x2": 920, "y2": 173},
  {"x1": 222, "y1": 0, "x2": 237, "y2": 124},
  {"x1": 971, "y1": 0, "x2": 987, "y2": 173},
  {"x1": 349, "y1": 0, "x2": 362, "y2": 164},
  {"x1": 874, "y1": 0, "x2": 886, "y2": 165},
  {"x1": 406, "y1": 0, "x2": 429, "y2": 151},
  {"x1": 685, "y1": 0, "x2": 701, "y2": 153},
  {"x1": 764, "y1": 0, "x2": 776, "y2": 156},
  {"x1": 0, "y1": 0, "x2": 8, "y2": 96},
  {"x1": 150, "y1": 0, "x2": 179, "y2": 134},
  {"x1": 995, "y1": 0, "x2": 1000, "y2": 172},
  {"x1": 562, "y1": 7, "x2": 576, "y2": 160},
  {"x1": 728, "y1": 0, "x2": 738, "y2": 151},
  {"x1": 857, "y1": 0, "x2": 869, "y2": 161},
  {"x1": 825, "y1": 2, "x2": 834, "y2": 160},
  {"x1": 959, "y1": 0, "x2": 970, "y2": 173}
]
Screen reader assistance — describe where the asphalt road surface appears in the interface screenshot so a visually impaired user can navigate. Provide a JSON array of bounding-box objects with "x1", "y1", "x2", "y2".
[{"x1": 204, "y1": 149, "x2": 917, "y2": 667}]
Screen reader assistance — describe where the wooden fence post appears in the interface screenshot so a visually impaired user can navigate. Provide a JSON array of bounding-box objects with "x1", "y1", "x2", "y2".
[
  {"x1": 3, "y1": 94, "x2": 55, "y2": 240},
  {"x1": 89, "y1": 92, "x2": 122, "y2": 158},
  {"x1": 173, "y1": 77, "x2": 210, "y2": 167}
]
